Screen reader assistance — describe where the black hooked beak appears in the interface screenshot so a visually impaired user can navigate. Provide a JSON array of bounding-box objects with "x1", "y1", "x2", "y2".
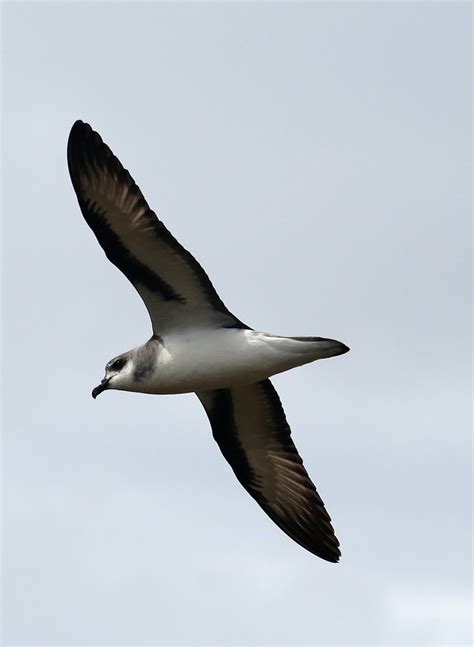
[{"x1": 91, "y1": 377, "x2": 110, "y2": 399}]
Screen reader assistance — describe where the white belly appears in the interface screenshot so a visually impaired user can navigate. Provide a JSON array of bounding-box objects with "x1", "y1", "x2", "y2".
[{"x1": 142, "y1": 329, "x2": 325, "y2": 394}]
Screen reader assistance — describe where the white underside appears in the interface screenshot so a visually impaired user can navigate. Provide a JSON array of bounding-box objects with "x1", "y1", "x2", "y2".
[{"x1": 122, "y1": 329, "x2": 341, "y2": 394}]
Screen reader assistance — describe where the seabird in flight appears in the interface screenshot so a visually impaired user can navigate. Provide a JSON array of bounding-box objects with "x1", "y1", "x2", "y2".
[{"x1": 67, "y1": 120, "x2": 349, "y2": 562}]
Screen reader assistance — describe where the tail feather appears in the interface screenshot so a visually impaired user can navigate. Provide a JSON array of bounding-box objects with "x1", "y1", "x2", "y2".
[{"x1": 287, "y1": 336, "x2": 350, "y2": 359}]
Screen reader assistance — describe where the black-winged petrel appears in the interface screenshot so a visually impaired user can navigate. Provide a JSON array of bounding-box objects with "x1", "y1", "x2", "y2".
[{"x1": 67, "y1": 121, "x2": 349, "y2": 562}]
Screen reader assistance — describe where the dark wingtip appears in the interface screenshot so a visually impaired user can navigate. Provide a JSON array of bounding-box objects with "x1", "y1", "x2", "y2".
[
  {"x1": 322, "y1": 548, "x2": 341, "y2": 563},
  {"x1": 70, "y1": 119, "x2": 89, "y2": 133},
  {"x1": 67, "y1": 120, "x2": 108, "y2": 194},
  {"x1": 67, "y1": 120, "x2": 90, "y2": 172},
  {"x1": 67, "y1": 120, "x2": 99, "y2": 155},
  {"x1": 68, "y1": 119, "x2": 90, "y2": 144},
  {"x1": 314, "y1": 530, "x2": 341, "y2": 563}
]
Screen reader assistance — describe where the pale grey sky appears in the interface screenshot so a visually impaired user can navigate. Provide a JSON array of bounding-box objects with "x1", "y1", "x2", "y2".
[{"x1": 2, "y1": 2, "x2": 471, "y2": 645}]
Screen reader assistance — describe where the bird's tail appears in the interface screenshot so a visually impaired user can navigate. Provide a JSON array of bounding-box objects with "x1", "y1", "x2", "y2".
[{"x1": 283, "y1": 336, "x2": 350, "y2": 360}]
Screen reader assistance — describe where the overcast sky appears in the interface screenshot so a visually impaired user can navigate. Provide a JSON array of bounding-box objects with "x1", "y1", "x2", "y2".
[{"x1": 2, "y1": 2, "x2": 471, "y2": 646}]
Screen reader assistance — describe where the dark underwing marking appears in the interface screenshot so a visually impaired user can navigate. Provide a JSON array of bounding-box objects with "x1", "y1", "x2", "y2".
[
  {"x1": 204, "y1": 389, "x2": 258, "y2": 495},
  {"x1": 79, "y1": 197, "x2": 184, "y2": 302}
]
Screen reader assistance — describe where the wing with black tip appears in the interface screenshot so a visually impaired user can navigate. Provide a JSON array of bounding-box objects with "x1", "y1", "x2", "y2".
[
  {"x1": 197, "y1": 379, "x2": 341, "y2": 562},
  {"x1": 67, "y1": 120, "x2": 247, "y2": 335}
]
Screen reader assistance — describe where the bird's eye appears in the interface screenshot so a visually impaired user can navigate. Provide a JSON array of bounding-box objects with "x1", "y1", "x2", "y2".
[{"x1": 109, "y1": 357, "x2": 126, "y2": 372}]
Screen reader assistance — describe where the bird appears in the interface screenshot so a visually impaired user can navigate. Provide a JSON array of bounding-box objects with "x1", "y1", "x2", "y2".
[{"x1": 67, "y1": 120, "x2": 349, "y2": 562}]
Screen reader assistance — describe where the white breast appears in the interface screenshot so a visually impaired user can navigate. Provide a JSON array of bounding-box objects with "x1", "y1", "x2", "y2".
[{"x1": 143, "y1": 329, "x2": 324, "y2": 394}]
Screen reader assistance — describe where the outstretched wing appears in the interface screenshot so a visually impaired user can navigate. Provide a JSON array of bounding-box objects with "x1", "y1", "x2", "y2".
[
  {"x1": 197, "y1": 379, "x2": 340, "y2": 562},
  {"x1": 67, "y1": 120, "x2": 247, "y2": 335}
]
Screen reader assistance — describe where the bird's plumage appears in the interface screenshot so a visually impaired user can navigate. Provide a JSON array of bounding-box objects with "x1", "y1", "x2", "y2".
[
  {"x1": 67, "y1": 120, "x2": 348, "y2": 562},
  {"x1": 198, "y1": 380, "x2": 340, "y2": 561},
  {"x1": 67, "y1": 121, "x2": 247, "y2": 336}
]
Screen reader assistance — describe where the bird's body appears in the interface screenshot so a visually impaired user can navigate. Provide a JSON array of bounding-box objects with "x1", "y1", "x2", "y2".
[
  {"x1": 110, "y1": 329, "x2": 347, "y2": 395},
  {"x1": 68, "y1": 120, "x2": 349, "y2": 562}
]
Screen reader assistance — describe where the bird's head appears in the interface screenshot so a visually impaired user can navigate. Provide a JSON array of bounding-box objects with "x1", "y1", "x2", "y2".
[{"x1": 91, "y1": 352, "x2": 134, "y2": 398}]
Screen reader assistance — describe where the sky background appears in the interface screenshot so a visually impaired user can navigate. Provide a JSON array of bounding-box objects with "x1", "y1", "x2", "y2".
[{"x1": 2, "y1": 2, "x2": 471, "y2": 646}]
